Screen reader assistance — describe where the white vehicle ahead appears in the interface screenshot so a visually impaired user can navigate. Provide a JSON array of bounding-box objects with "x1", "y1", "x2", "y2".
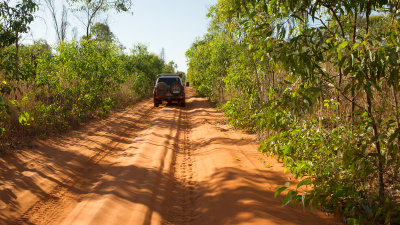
[{"x1": 153, "y1": 73, "x2": 186, "y2": 107}]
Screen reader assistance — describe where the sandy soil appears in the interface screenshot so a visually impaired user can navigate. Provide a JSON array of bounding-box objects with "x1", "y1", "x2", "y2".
[{"x1": 0, "y1": 88, "x2": 339, "y2": 225}]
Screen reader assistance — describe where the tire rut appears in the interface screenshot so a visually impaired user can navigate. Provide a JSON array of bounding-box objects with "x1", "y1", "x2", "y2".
[{"x1": 163, "y1": 103, "x2": 198, "y2": 225}]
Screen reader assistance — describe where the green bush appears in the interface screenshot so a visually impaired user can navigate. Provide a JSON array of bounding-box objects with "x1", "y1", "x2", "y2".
[
  {"x1": 187, "y1": 1, "x2": 400, "y2": 223},
  {"x1": 0, "y1": 40, "x2": 171, "y2": 140}
]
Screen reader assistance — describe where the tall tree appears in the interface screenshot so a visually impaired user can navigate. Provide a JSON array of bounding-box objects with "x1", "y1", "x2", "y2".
[
  {"x1": 44, "y1": 0, "x2": 69, "y2": 43},
  {"x1": 0, "y1": 0, "x2": 37, "y2": 47},
  {"x1": 0, "y1": 0, "x2": 37, "y2": 80},
  {"x1": 71, "y1": 0, "x2": 133, "y2": 39}
]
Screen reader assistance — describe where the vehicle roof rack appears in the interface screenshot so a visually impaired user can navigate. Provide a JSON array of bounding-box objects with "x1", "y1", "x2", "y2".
[{"x1": 157, "y1": 73, "x2": 182, "y2": 78}]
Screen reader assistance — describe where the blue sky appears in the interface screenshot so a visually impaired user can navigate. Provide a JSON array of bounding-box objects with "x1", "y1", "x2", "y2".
[{"x1": 26, "y1": 0, "x2": 217, "y2": 72}]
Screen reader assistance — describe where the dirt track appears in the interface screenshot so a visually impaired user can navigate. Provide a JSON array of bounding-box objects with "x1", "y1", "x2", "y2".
[{"x1": 0, "y1": 88, "x2": 338, "y2": 225}]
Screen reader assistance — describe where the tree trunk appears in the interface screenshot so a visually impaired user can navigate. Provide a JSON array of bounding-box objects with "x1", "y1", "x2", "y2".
[
  {"x1": 351, "y1": 89, "x2": 355, "y2": 122},
  {"x1": 15, "y1": 31, "x2": 19, "y2": 80},
  {"x1": 337, "y1": 68, "x2": 343, "y2": 116},
  {"x1": 392, "y1": 85, "x2": 400, "y2": 153},
  {"x1": 351, "y1": 9, "x2": 357, "y2": 122},
  {"x1": 366, "y1": 92, "x2": 385, "y2": 198}
]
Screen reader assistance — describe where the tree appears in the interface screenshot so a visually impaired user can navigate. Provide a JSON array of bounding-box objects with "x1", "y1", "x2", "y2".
[
  {"x1": 0, "y1": 0, "x2": 37, "y2": 80},
  {"x1": 71, "y1": 0, "x2": 133, "y2": 39},
  {"x1": 0, "y1": 0, "x2": 37, "y2": 136},
  {"x1": 187, "y1": 0, "x2": 400, "y2": 223},
  {"x1": 0, "y1": 0, "x2": 37, "y2": 47},
  {"x1": 44, "y1": 0, "x2": 69, "y2": 43},
  {"x1": 163, "y1": 61, "x2": 177, "y2": 73},
  {"x1": 91, "y1": 22, "x2": 114, "y2": 42}
]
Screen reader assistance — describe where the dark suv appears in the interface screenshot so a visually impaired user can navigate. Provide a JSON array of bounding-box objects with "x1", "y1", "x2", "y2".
[{"x1": 153, "y1": 73, "x2": 185, "y2": 107}]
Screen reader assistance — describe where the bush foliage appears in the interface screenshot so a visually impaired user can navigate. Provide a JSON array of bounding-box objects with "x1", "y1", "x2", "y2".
[
  {"x1": 186, "y1": 0, "x2": 400, "y2": 224},
  {"x1": 0, "y1": 39, "x2": 175, "y2": 141}
]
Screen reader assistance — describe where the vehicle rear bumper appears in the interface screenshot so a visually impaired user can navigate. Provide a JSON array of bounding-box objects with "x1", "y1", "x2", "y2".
[{"x1": 154, "y1": 95, "x2": 185, "y2": 102}]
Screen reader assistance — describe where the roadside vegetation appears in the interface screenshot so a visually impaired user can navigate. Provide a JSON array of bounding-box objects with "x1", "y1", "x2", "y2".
[
  {"x1": 186, "y1": 0, "x2": 400, "y2": 224},
  {"x1": 0, "y1": 0, "x2": 178, "y2": 149}
]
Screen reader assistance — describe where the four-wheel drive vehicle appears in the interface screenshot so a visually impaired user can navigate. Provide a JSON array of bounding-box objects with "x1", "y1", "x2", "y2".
[{"x1": 153, "y1": 73, "x2": 185, "y2": 107}]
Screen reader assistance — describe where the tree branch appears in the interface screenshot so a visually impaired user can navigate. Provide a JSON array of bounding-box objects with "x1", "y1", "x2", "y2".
[
  {"x1": 316, "y1": 17, "x2": 334, "y2": 36},
  {"x1": 323, "y1": 4, "x2": 346, "y2": 39},
  {"x1": 44, "y1": 0, "x2": 61, "y2": 42},
  {"x1": 320, "y1": 75, "x2": 367, "y2": 113}
]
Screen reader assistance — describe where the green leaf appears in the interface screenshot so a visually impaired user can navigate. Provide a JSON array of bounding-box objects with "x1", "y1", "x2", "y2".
[
  {"x1": 19, "y1": 114, "x2": 26, "y2": 124},
  {"x1": 326, "y1": 38, "x2": 332, "y2": 44},
  {"x1": 282, "y1": 190, "x2": 297, "y2": 206},
  {"x1": 274, "y1": 186, "x2": 287, "y2": 198},
  {"x1": 297, "y1": 179, "x2": 312, "y2": 189},
  {"x1": 258, "y1": 141, "x2": 267, "y2": 152},
  {"x1": 352, "y1": 43, "x2": 360, "y2": 50},
  {"x1": 391, "y1": 32, "x2": 398, "y2": 45},
  {"x1": 339, "y1": 41, "x2": 349, "y2": 49},
  {"x1": 337, "y1": 48, "x2": 342, "y2": 60},
  {"x1": 293, "y1": 194, "x2": 302, "y2": 205}
]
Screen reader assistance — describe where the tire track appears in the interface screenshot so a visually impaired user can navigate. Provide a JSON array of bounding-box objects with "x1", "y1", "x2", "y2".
[
  {"x1": 15, "y1": 104, "x2": 155, "y2": 225},
  {"x1": 143, "y1": 107, "x2": 179, "y2": 225},
  {"x1": 182, "y1": 106, "x2": 196, "y2": 222},
  {"x1": 162, "y1": 102, "x2": 198, "y2": 225}
]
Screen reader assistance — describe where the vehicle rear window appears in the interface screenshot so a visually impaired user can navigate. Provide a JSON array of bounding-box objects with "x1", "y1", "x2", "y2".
[{"x1": 157, "y1": 77, "x2": 181, "y2": 86}]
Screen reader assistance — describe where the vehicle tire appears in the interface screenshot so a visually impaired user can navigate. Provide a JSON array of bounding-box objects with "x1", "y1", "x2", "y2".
[
  {"x1": 155, "y1": 82, "x2": 168, "y2": 98},
  {"x1": 154, "y1": 100, "x2": 159, "y2": 107},
  {"x1": 181, "y1": 100, "x2": 185, "y2": 107},
  {"x1": 170, "y1": 82, "x2": 183, "y2": 95}
]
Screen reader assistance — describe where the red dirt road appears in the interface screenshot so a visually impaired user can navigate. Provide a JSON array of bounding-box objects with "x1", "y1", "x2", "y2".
[{"x1": 0, "y1": 88, "x2": 338, "y2": 225}]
